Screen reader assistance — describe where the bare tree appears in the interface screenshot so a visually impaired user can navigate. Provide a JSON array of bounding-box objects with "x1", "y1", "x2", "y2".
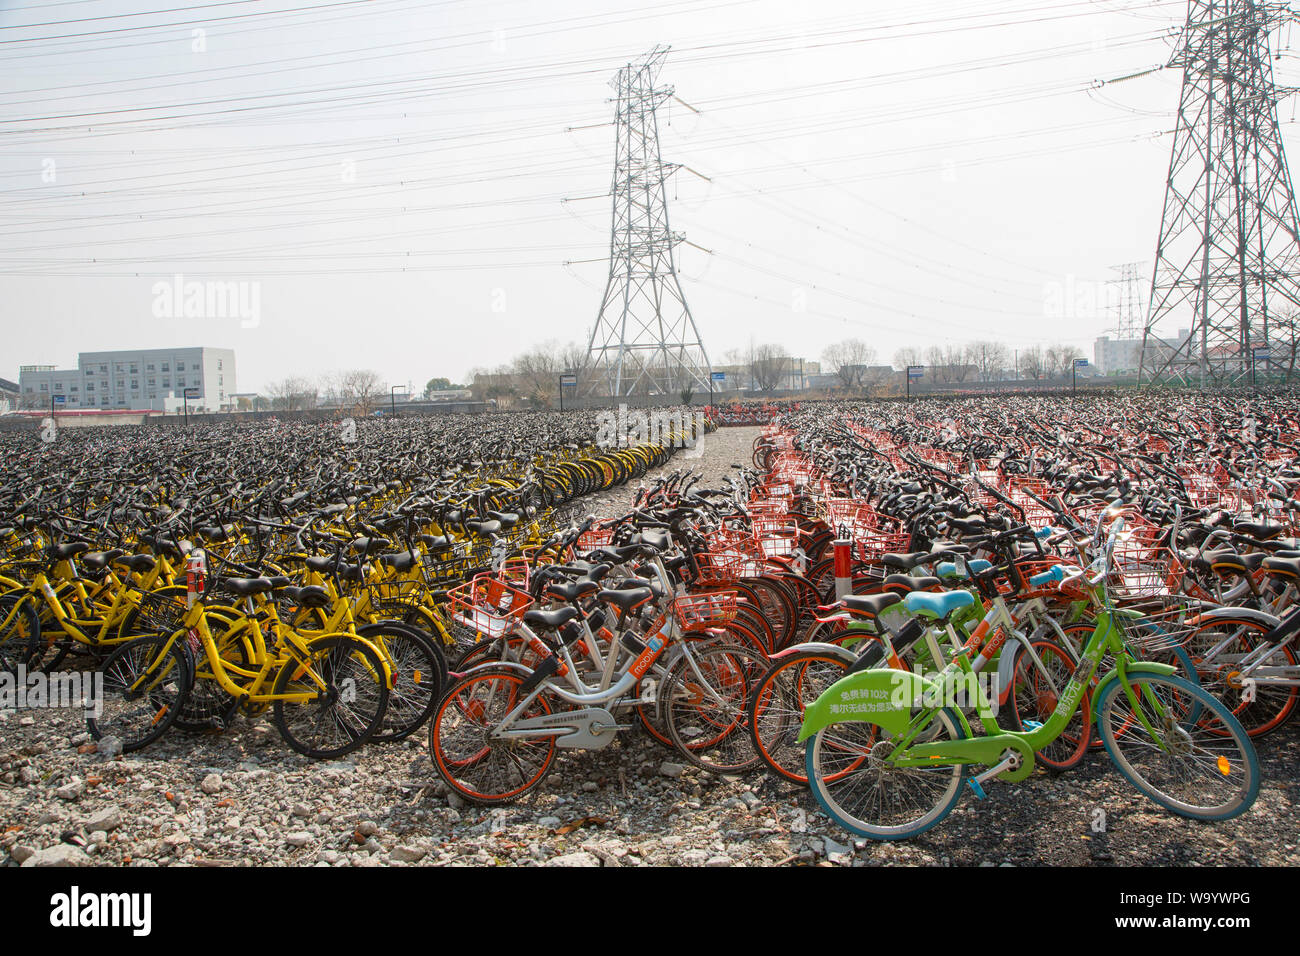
[
  {"x1": 750, "y1": 343, "x2": 789, "y2": 392},
  {"x1": 336, "y1": 369, "x2": 383, "y2": 415},
  {"x1": 943, "y1": 344, "x2": 971, "y2": 383},
  {"x1": 265, "y1": 377, "x2": 317, "y2": 412},
  {"x1": 512, "y1": 342, "x2": 565, "y2": 408},
  {"x1": 1020, "y1": 345, "x2": 1046, "y2": 381},
  {"x1": 893, "y1": 346, "x2": 923, "y2": 371},
  {"x1": 1045, "y1": 344, "x2": 1083, "y2": 379},
  {"x1": 822, "y1": 338, "x2": 877, "y2": 389},
  {"x1": 924, "y1": 346, "x2": 952, "y2": 384},
  {"x1": 968, "y1": 340, "x2": 1010, "y2": 383}
]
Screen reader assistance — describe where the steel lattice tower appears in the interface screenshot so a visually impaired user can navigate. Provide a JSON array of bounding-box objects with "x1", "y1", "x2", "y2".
[
  {"x1": 1139, "y1": 0, "x2": 1300, "y2": 386},
  {"x1": 584, "y1": 46, "x2": 712, "y2": 398},
  {"x1": 1110, "y1": 261, "x2": 1145, "y2": 340}
]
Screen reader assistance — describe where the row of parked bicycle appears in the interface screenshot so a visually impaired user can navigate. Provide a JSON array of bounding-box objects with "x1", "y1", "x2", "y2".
[
  {"x1": 4, "y1": 392, "x2": 1296, "y2": 843},
  {"x1": 423, "y1": 392, "x2": 1300, "y2": 840},
  {"x1": 0, "y1": 413, "x2": 712, "y2": 758}
]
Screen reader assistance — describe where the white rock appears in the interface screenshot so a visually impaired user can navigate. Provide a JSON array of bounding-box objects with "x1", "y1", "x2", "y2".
[
  {"x1": 83, "y1": 806, "x2": 123, "y2": 831},
  {"x1": 97, "y1": 736, "x2": 123, "y2": 757},
  {"x1": 54, "y1": 778, "x2": 84, "y2": 801},
  {"x1": 200, "y1": 773, "x2": 223, "y2": 795},
  {"x1": 705, "y1": 855, "x2": 733, "y2": 867},
  {"x1": 21, "y1": 844, "x2": 91, "y2": 867},
  {"x1": 285, "y1": 832, "x2": 313, "y2": 848},
  {"x1": 389, "y1": 845, "x2": 428, "y2": 863},
  {"x1": 9, "y1": 845, "x2": 36, "y2": 864},
  {"x1": 546, "y1": 851, "x2": 601, "y2": 867},
  {"x1": 537, "y1": 816, "x2": 562, "y2": 828},
  {"x1": 678, "y1": 849, "x2": 710, "y2": 866},
  {"x1": 659, "y1": 761, "x2": 685, "y2": 778}
]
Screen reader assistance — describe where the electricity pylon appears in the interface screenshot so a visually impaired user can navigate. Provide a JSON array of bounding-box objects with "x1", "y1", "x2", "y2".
[
  {"x1": 1139, "y1": 0, "x2": 1300, "y2": 386},
  {"x1": 584, "y1": 46, "x2": 712, "y2": 398}
]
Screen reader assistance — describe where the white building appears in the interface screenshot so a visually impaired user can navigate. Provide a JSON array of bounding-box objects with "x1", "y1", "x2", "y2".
[
  {"x1": 19, "y1": 347, "x2": 235, "y2": 412},
  {"x1": 1093, "y1": 330, "x2": 1190, "y2": 375}
]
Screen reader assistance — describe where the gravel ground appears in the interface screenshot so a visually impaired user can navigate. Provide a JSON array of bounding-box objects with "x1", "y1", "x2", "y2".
[{"x1": 3, "y1": 424, "x2": 1297, "y2": 868}]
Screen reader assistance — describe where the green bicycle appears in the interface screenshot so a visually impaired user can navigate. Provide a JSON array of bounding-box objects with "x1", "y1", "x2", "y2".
[{"x1": 797, "y1": 510, "x2": 1261, "y2": 841}]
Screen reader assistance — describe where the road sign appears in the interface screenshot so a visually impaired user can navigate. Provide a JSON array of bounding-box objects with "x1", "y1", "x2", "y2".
[
  {"x1": 184, "y1": 387, "x2": 201, "y2": 398},
  {"x1": 52, "y1": 395, "x2": 66, "y2": 405},
  {"x1": 559, "y1": 374, "x2": 578, "y2": 387},
  {"x1": 1073, "y1": 358, "x2": 1089, "y2": 368},
  {"x1": 907, "y1": 368, "x2": 923, "y2": 381},
  {"x1": 711, "y1": 371, "x2": 726, "y2": 382}
]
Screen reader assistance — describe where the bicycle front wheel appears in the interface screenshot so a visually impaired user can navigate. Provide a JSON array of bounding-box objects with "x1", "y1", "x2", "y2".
[
  {"x1": 271, "y1": 636, "x2": 390, "y2": 759},
  {"x1": 805, "y1": 707, "x2": 967, "y2": 841},
  {"x1": 1095, "y1": 672, "x2": 1259, "y2": 822},
  {"x1": 0, "y1": 593, "x2": 39, "y2": 672},
  {"x1": 663, "y1": 642, "x2": 764, "y2": 774}
]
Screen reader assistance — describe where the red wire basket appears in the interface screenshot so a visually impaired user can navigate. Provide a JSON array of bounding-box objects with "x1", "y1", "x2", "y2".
[
  {"x1": 1110, "y1": 525, "x2": 1186, "y2": 600},
  {"x1": 494, "y1": 556, "x2": 531, "y2": 587},
  {"x1": 672, "y1": 590, "x2": 739, "y2": 629},
  {"x1": 752, "y1": 515, "x2": 799, "y2": 557},
  {"x1": 850, "y1": 527, "x2": 911, "y2": 563},
  {"x1": 445, "y1": 573, "x2": 534, "y2": 638},
  {"x1": 575, "y1": 525, "x2": 615, "y2": 553},
  {"x1": 696, "y1": 550, "x2": 766, "y2": 586}
]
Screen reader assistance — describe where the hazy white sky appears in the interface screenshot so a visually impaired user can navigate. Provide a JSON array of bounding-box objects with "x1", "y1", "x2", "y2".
[{"x1": 2, "y1": 0, "x2": 1297, "y2": 391}]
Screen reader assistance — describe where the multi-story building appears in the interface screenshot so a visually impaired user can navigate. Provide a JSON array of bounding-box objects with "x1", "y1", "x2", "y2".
[
  {"x1": 1094, "y1": 330, "x2": 1190, "y2": 376},
  {"x1": 18, "y1": 347, "x2": 236, "y2": 412}
]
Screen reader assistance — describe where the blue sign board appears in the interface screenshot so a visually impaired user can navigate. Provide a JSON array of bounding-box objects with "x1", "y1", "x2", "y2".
[
  {"x1": 711, "y1": 371, "x2": 726, "y2": 381},
  {"x1": 52, "y1": 395, "x2": 66, "y2": 405}
]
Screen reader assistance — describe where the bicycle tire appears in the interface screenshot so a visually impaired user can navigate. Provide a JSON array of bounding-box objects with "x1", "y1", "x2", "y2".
[
  {"x1": 89, "y1": 633, "x2": 191, "y2": 753},
  {"x1": 1094, "y1": 672, "x2": 1259, "y2": 822},
  {"x1": 360, "y1": 623, "x2": 445, "y2": 742},
  {"x1": 805, "y1": 706, "x2": 968, "y2": 841},
  {"x1": 271, "y1": 635, "x2": 390, "y2": 759},
  {"x1": 428, "y1": 665, "x2": 557, "y2": 804},
  {"x1": 748, "y1": 649, "x2": 852, "y2": 783},
  {"x1": 1008, "y1": 638, "x2": 1091, "y2": 772},
  {"x1": 662, "y1": 642, "x2": 764, "y2": 774},
  {"x1": 0, "y1": 593, "x2": 39, "y2": 672}
]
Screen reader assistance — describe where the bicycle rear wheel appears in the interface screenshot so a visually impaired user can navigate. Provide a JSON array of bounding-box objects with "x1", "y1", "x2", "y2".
[
  {"x1": 428, "y1": 666, "x2": 557, "y2": 804},
  {"x1": 805, "y1": 707, "x2": 967, "y2": 841},
  {"x1": 89, "y1": 633, "x2": 191, "y2": 752},
  {"x1": 360, "y1": 623, "x2": 444, "y2": 742},
  {"x1": 1008, "y1": 639, "x2": 1091, "y2": 772},
  {"x1": 1095, "y1": 672, "x2": 1259, "y2": 822},
  {"x1": 748, "y1": 649, "x2": 851, "y2": 783}
]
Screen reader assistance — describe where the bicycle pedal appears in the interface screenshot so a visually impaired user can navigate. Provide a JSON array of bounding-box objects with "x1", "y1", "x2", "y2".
[
  {"x1": 1021, "y1": 719, "x2": 1043, "y2": 732},
  {"x1": 967, "y1": 778, "x2": 987, "y2": 800}
]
